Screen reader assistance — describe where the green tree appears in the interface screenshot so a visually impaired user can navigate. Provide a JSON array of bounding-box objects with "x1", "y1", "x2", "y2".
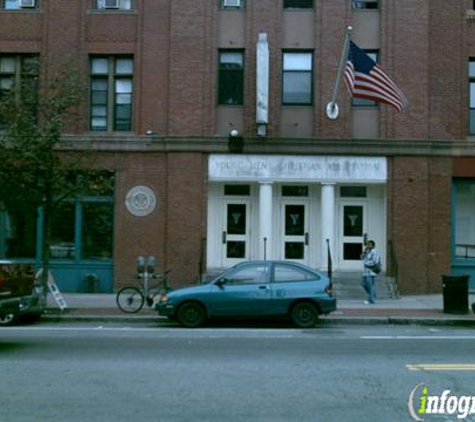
[{"x1": 0, "y1": 62, "x2": 112, "y2": 293}]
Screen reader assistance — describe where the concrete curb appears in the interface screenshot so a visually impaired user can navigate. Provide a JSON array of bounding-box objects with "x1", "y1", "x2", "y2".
[
  {"x1": 322, "y1": 316, "x2": 475, "y2": 327},
  {"x1": 39, "y1": 313, "x2": 475, "y2": 327}
]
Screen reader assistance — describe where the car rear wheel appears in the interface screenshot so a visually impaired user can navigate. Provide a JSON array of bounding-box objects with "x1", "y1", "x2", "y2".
[
  {"x1": 0, "y1": 313, "x2": 16, "y2": 326},
  {"x1": 176, "y1": 302, "x2": 206, "y2": 328},
  {"x1": 290, "y1": 302, "x2": 319, "y2": 328}
]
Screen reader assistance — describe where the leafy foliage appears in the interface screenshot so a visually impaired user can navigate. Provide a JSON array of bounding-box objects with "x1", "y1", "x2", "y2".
[{"x1": 0, "y1": 61, "x2": 113, "y2": 289}]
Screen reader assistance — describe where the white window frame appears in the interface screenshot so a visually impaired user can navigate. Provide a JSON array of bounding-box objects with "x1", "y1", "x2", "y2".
[
  {"x1": 19, "y1": 0, "x2": 35, "y2": 7},
  {"x1": 96, "y1": 0, "x2": 132, "y2": 10},
  {"x1": 3, "y1": 0, "x2": 37, "y2": 9},
  {"x1": 351, "y1": 0, "x2": 378, "y2": 9},
  {"x1": 282, "y1": 51, "x2": 313, "y2": 105},
  {"x1": 221, "y1": 0, "x2": 244, "y2": 9}
]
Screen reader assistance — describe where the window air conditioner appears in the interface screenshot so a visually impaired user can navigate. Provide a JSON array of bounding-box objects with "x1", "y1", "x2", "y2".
[
  {"x1": 104, "y1": 0, "x2": 120, "y2": 9},
  {"x1": 20, "y1": 0, "x2": 36, "y2": 7},
  {"x1": 223, "y1": 0, "x2": 241, "y2": 7}
]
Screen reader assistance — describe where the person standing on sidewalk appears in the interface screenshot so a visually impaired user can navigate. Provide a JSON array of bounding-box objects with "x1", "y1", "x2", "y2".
[{"x1": 361, "y1": 240, "x2": 381, "y2": 304}]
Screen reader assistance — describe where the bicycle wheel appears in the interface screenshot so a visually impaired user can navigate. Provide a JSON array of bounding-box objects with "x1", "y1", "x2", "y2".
[{"x1": 116, "y1": 287, "x2": 145, "y2": 313}]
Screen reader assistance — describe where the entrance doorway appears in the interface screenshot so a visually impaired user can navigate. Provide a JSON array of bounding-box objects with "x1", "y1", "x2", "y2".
[
  {"x1": 221, "y1": 200, "x2": 250, "y2": 267},
  {"x1": 339, "y1": 201, "x2": 367, "y2": 270},
  {"x1": 280, "y1": 201, "x2": 309, "y2": 265}
]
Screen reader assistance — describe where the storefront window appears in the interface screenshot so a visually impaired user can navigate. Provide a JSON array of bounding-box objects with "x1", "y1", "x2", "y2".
[
  {"x1": 0, "y1": 170, "x2": 114, "y2": 262},
  {"x1": 82, "y1": 203, "x2": 113, "y2": 260},
  {"x1": 50, "y1": 203, "x2": 76, "y2": 259},
  {"x1": 0, "y1": 206, "x2": 37, "y2": 259},
  {"x1": 454, "y1": 181, "x2": 475, "y2": 259}
]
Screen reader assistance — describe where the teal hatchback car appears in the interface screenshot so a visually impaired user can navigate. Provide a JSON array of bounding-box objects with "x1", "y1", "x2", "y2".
[{"x1": 156, "y1": 261, "x2": 336, "y2": 328}]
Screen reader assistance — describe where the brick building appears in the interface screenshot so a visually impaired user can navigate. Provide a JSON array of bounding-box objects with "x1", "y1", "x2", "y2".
[{"x1": 0, "y1": 0, "x2": 474, "y2": 294}]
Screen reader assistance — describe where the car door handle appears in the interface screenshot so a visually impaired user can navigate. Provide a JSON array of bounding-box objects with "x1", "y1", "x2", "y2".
[{"x1": 258, "y1": 285, "x2": 269, "y2": 290}]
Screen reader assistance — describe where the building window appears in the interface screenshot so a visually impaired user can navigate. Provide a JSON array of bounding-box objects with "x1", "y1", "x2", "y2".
[
  {"x1": 351, "y1": 50, "x2": 378, "y2": 107},
  {"x1": 218, "y1": 51, "x2": 244, "y2": 105},
  {"x1": 0, "y1": 206, "x2": 37, "y2": 259},
  {"x1": 95, "y1": 0, "x2": 132, "y2": 10},
  {"x1": 340, "y1": 186, "x2": 367, "y2": 198},
  {"x1": 0, "y1": 54, "x2": 39, "y2": 128},
  {"x1": 469, "y1": 61, "x2": 475, "y2": 134},
  {"x1": 90, "y1": 56, "x2": 133, "y2": 131},
  {"x1": 282, "y1": 51, "x2": 313, "y2": 105},
  {"x1": 219, "y1": 0, "x2": 244, "y2": 9},
  {"x1": 454, "y1": 181, "x2": 475, "y2": 259},
  {"x1": 2, "y1": 0, "x2": 38, "y2": 9},
  {"x1": 81, "y1": 202, "x2": 114, "y2": 260},
  {"x1": 0, "y1": 171, "x2": 115, "y2": 261},
  {"x1": 224, "y1": 185, "x2": 250, "y2": 196},
  {"x1": 282, "y1": 186, "x2": 309, "y2": 197},
  {"x1": 351, "y1": 0, "x2": 378, "y2": 9},
  {"x1": 283, "y1": 0, "x2": 313, "y2": 8}
]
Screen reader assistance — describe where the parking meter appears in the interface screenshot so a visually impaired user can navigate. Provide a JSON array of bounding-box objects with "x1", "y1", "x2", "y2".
[
  {"x1": 147, "y1": 255, "x2": 157, "y2": 274},
  {"x1": 136, "y1": 255, "x2": 145, "y2": 275}
]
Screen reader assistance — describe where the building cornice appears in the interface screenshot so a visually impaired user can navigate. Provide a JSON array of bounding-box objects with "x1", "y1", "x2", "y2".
[{"x1": 58, "y1": 134, "x2": 475, "y2": 157}]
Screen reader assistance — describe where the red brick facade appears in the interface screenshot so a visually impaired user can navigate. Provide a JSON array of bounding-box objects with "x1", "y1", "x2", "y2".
[{"x1": 1, "y1": 0, "x2": 475, "y2": 293}]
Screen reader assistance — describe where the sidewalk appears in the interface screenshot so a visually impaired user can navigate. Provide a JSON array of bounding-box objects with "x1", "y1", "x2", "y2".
[{"x1": 43, "y1": 293, "x2": 475, "y2": 326}]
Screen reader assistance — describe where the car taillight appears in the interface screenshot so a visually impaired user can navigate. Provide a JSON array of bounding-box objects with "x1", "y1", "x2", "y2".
[{"x1": 325, "y1": 283, "x2": 333, "y2": 296}]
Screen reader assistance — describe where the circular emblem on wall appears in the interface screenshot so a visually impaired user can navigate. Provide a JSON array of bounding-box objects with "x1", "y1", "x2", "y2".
[{"x1": 125, "y1": 186, "x2": 157, "y2": 217}]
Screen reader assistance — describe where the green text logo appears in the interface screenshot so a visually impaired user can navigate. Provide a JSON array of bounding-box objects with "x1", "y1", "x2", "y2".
[{"x1": 408, "y1": 383, "x2": 475, "y2": 420}]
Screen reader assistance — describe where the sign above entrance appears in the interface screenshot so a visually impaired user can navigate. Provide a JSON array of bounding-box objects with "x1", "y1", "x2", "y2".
[{"x1": 209, "y1": 155, "x2": 387, "y2": 183}]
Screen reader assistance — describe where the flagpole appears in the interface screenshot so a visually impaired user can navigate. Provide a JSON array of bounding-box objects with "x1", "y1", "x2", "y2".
[{"x1": 326, "y1": 26, "x2": 352, "y2": 120}]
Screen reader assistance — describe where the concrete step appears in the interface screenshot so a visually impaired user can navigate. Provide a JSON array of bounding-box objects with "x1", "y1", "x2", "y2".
[{"x1": 332, "y1": 273, "x2": 398, "y2": 300}]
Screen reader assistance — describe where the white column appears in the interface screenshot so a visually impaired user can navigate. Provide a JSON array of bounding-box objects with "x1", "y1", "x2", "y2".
[
  {"x1": 259, "y1": 182, "x2": 273, "y2": 260},
  {"x1": 321, "y1": 183, "x2": 336, "y2": 270}
]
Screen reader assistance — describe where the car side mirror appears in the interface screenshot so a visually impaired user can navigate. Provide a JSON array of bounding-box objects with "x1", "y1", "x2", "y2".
[{"x1": 215, "y1": 278, "x2": 227, "y2": 288}]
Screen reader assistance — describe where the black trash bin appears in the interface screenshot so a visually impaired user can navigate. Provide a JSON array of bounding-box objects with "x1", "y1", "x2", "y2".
[
  {"x1": 442, "y1": 274, "x2": 469, "y2": 314},
  {"x1": 83, "y1": 273, "x2": 100, "y2": 293}
]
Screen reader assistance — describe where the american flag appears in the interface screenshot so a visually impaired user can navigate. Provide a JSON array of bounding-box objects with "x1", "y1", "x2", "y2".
[{"x1": 344, "y1": 40, "x2": 408, "y2": 112}]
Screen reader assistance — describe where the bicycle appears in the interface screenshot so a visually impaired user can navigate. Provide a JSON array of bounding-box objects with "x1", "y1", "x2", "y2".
[{"x1": 116, "y1": 268, "x2": 171, "y2": 313}]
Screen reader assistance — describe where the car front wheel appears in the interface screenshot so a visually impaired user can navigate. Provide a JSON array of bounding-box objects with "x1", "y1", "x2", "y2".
[
  {"x1": 290, "y1": 302, "x2": 319, "y2": 328},
  {"x1": 176, "y1": 302, "x2": 206, "y2": 328},
  {"x1": 0, "y1": 313, "x2": 17, "y2": 326}
]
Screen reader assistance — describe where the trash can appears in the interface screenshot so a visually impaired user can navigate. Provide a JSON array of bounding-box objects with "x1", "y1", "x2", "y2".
[
  {"x1": 83, "y1": 273, "x2": 100, "y2": 293},
  {"x1": 442, "y1": 274, "x2": 469, "y2": 314}
]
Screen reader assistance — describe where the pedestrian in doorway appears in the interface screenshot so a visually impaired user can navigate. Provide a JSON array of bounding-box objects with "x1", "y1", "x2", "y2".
[{"x1": 361, "y1": 239, "x2": 381, "y2": 304}]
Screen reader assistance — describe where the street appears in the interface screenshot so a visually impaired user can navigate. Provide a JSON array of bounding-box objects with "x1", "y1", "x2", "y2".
[{"x1": 1, "y1": 323, "x2": 475, "y2": 422}]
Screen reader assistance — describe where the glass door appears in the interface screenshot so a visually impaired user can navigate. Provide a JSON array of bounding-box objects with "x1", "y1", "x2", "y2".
[
  {"x1": 222, "y1": 201, "x2": 250, "y2": 267},
  {"x1": 281, "y1": 202, "x2": 309, "y2": 264},
  {"x1": 339, "y1": 202, "x2": 367, "y2": 269}
]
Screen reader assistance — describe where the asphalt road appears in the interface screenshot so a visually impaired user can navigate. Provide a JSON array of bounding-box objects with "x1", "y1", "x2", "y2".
[{"x1": 1, "y1": 323, "x2": 475, "y2": 422}]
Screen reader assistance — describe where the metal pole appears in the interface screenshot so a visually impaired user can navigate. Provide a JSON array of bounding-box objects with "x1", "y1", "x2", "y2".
[
  {"x1": 326, "y1": 26, "x2": 352, "y2": 120},
  {"x1": 326, "y1": 238, "x2": 333, "y2": 282},
  {"x1": 263, "y1": 237, "x2": 267, "y2": 261}
]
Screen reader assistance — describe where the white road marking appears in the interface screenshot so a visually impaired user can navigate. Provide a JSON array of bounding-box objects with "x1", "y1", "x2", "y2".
[
  {"x1": 407, "y1": 364, "x2": 475, "y2": 371},
  {"x1": 361, "y1": 335, "x2": 475, "y2": 340}
]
